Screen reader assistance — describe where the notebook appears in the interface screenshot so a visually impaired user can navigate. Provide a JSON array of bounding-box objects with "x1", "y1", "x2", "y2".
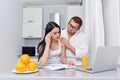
[
  {"x1": 76, "y1": 46, "x2": 120, "y2": 73},
  {"x1": 45, "y1": 64, "x2": 76, "y2": 71}
]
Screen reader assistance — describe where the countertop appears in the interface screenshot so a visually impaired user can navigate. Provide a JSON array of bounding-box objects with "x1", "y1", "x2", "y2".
[{"x1": 0, "y1": 69, "x2": 120, "y2": 80}]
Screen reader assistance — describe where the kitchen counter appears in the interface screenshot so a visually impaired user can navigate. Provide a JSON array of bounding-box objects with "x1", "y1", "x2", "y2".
[{"x1": 0, "y1": 69, "x2": 120, "y2": 80}]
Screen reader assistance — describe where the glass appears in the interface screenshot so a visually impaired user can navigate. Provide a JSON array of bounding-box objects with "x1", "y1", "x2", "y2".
[
  {"x1": 81, "y1": 55, "x2": 88, "y2": 68},
  {"x1": 68, "y1": 23, "x2": 78, "y2": 31}
]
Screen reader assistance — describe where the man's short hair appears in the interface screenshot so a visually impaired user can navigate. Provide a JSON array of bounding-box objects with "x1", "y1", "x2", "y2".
[{"x1": 69, "y1": 16, "x2": 82, "y2": 28}]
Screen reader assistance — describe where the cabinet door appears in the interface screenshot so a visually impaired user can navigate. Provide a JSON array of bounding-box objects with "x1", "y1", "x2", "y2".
[
  {"x1": 22, "y1": 23, "x2": 42, "y2": 38},
  {"x1": 23, "y1": 8, "x2": 42, "y2": 38}
]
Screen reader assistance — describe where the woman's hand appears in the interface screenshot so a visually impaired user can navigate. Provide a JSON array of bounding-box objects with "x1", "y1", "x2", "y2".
[
  {"x1": 66, "y1": 60, "x2": 74, "y2": 66},
  {"x1": 45, "y1": 32, "x2": 52, "y2": 44}
]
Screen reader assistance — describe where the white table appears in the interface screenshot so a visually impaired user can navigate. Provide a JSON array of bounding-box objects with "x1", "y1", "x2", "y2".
[{"x1": 0, "y1": 69, "x2": 120, "y2": 80}]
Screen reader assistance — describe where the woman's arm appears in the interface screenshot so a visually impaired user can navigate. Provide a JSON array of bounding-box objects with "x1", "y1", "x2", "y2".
[
  {"x1": 39, "y1": 43, "x2": 50, "y2": 66},
  {"x1": 39, "y1": 32, "x2": 52, "y2": 66},
  {"x1": 60, "y1": 43, "x2": 67, "y2": 64},
  {"x1": 60, "y1": 43, "x2": 74, "y2": 65}
]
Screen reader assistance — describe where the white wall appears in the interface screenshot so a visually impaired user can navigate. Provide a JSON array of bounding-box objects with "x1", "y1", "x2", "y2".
[
  {"x1": 0, "y1": 0, "x2": 23, "y2": 73},
  {"x1": 67, "y1": 5, "x2": 84, "y2": 31},
  {"x1": 67, "y1": 5, "x2": 84, "y2": 23}
]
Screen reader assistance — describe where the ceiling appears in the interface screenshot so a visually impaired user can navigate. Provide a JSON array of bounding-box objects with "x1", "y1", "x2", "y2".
[{"x1": 20, "y1": 0, "x2": 82, "y2": 6}]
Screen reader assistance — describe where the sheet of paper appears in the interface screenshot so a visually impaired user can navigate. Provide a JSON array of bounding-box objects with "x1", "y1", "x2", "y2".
[{"x1": 45, "y1": 64, "x2": 76, "y2": 71}]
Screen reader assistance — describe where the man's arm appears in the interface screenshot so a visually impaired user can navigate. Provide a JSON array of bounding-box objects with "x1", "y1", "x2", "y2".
[
  {"x1": 75, "y1": 39, "x2": 88, "y2": 58},
  {"x1": 60, "y1": 36, "x2": 88, "y2": 57},
  {"x1": 67, "y1": 44, "x2": 76, "y2": 55},
  {"x1": 60, "y1": 37, "x2": 76, "y2": 55}
]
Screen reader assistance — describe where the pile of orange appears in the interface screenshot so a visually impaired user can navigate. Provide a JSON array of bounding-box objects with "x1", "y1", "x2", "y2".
[{"x1": 15, "y1": 54, "x2": 37, "y2": 72}]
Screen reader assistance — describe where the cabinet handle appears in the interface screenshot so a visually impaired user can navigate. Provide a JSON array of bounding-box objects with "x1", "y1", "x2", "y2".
[
  {"x1": 28, "y1": 20, "x2": 33, "y2": 23},
  {"x1": 28, "y1": 35, "x2": 33, "y2": 38}
]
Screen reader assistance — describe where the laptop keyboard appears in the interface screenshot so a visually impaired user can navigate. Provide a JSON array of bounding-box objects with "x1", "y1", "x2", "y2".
[
  {"x1": 86, "y1": 68, "x2": 92, "y2": 71},
  {"x1": 76, "y1": 65, "x2": 93, "y2": 71}
]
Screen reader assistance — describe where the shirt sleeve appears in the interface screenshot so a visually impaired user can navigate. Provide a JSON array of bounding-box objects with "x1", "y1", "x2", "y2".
[{"x1": 75, "y1": 36, "x2": 88, "y2": 58}]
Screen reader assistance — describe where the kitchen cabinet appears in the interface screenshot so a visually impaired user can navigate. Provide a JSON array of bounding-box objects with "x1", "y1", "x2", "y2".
[{"x1": 22, "y1": 8, "x2": 42, "y2": 38}]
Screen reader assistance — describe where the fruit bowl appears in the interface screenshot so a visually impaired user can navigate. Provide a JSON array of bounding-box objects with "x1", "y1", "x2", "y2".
[
  {"x1": 12, "y1": 68, "x2": 39, "y2": 74},
  {"x1": 14, "y1": 54, "x2": 38, "y2": 74}
]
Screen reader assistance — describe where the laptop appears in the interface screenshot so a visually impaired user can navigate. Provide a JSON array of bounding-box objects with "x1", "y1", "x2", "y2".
[{"x1": 76, "y1": 46, "x2": 120, "y2": 73}]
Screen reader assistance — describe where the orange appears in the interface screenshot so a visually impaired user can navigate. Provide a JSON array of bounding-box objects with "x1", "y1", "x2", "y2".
[
  {"x1": 15, "y1": 62, "x2": 26, "y2": 72},
  {"x1": 28, "y1": 60, "x2": 37, "y2": 71},
  {"x1": 20, "y1": 54, "x2": 30, "y2": 65}
]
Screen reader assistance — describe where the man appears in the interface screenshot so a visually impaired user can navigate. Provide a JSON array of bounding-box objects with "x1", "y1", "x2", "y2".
[{"x1": 60, "y1": 16, "x2": 88, "y2": 65}]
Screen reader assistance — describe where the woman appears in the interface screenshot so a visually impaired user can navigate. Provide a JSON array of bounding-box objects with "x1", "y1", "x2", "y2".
[{"x1": 37, "y1": 22, "x2": 74, "y2": 66}]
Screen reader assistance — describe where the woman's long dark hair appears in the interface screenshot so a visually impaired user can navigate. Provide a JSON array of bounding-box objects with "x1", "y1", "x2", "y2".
[{"x1": 37, "y1": 22, "x2": 61, "y2": 61}]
